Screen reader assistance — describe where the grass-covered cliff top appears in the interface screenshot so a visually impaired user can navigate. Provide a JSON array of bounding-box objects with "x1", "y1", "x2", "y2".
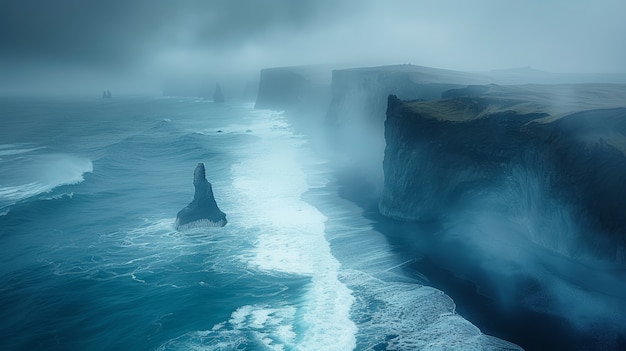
[
  {"x1": 333, "y1": 64, "x2": 490, "y2": 85},
  {"x1": 405, "y1": 83, "x2": 626, "y2": 123},
  {"x1": 332, "y1": 64, "x2": 626, "y2": 86}
]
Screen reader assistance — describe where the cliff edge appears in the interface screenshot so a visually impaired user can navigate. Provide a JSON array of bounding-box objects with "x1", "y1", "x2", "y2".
[{"x1": 380, "y1": 84, "x2": 626, "y2": 261}]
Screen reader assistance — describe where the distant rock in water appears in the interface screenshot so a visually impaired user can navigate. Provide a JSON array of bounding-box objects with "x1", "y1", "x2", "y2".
[
  {"x1": 175, "y1": 163, "x2": 227, "y2": 230},
  {"x1": 102, "y1": 90, "x2": 112, "y2": 99},
  {"x1": 213, "y1": 83, "x2": 224, "y2": 103}
]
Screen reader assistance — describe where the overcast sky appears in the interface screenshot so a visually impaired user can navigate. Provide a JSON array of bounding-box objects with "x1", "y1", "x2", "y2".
[{"x1": 1, "y1": 0, "x2": 625, "y2": 94}]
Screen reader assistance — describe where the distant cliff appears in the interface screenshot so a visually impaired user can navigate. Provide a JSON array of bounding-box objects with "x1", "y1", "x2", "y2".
[
  {"x1": 380, "y1": 84, "x2": 626, "y2": 261},
  {"x1": 254, "y1": 65, "x2": 341, "y2": 113}
]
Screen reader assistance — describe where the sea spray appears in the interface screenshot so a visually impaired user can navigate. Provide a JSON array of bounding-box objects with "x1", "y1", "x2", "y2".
[{"x1": 230, "y1": 110, "x2": 357, "y2": 350}]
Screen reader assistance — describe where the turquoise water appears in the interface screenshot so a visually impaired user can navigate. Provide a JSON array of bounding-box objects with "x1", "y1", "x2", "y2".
[{"x1": 0, "y1": 96, "x2": 520, "y2": 350}]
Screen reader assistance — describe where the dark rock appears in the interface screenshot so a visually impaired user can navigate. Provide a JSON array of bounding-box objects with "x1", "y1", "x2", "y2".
[
  {"x1": 175, "y1": 163, "x2": 227, "y2": 230},
  {"x1": 323, "y1": 66, "x2": 626, "y2": 184},
  {"x1": 324, "y1": 65, "x2": 487, "y2": 193},
  {"x1": 379, "y1": 84, "x2": 626, "y2": 261}
]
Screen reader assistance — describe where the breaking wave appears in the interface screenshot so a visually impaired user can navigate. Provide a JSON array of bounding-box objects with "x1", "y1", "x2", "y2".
[{"x1": 0, "y1": 151, "x2": 93, "y2": 211}]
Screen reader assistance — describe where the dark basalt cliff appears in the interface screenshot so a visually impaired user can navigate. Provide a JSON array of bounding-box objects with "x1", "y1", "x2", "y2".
[
  {"x1": 380, "y1": 84, "x2": 626, "y2": 261},
  {"x1": 324, "y1": 65, "x2": 490, "y2": 190}
]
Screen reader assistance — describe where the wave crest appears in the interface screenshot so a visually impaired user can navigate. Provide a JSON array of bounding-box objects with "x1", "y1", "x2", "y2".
[{"x1": 0, "y1": 153, "x2": 93, "y2": 209}]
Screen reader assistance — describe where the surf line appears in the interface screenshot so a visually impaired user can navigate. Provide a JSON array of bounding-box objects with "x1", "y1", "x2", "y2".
[{"x1": 230, "y1": 111, "x2": 357, "y2": 349}]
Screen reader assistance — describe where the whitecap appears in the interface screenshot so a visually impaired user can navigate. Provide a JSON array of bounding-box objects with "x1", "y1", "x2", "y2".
[
  {"x1": 0, "y1": 153, "x2": 93, "y2": 203},
  {"x1": 228, "y1": 110, "x2": 357, "y2": 350},
  {"x1": 0, "y1": 145, "x2": 46, "y2": 157},
  {"x1": 158, "y1": 305, "x2": 298, "y2": 351},
  {"x1": 40, "y1": 192, "x2": 74, "y2": 201}
]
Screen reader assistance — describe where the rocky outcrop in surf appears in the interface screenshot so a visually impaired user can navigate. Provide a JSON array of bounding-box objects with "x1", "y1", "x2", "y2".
[
  {"x1": 175, "y1": 163, "x2": 227, "y2": 230},
  {"x1": 380, "y1": 84, "x2": 626, "y2": 261}
]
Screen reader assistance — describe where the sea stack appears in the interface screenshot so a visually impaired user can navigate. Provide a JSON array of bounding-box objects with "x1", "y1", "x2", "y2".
[
  {"x1": 175, "y1": 163, "x2": 227, "y2": 230},
  {"x1": 213, "y1": 83, "x2": 224, "y2": 103}
]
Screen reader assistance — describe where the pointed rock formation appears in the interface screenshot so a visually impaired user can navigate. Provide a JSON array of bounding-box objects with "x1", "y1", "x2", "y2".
[
  {"x1": 175, "y1": 163, "x2": 227, "y2": 230},
  {"x1": 213, "y1": 83, "x2": 224, "y2": 103}
]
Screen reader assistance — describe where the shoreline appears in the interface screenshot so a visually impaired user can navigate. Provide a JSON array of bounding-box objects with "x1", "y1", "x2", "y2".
[
  {"x1": 331, "y1": 167, "x2": 616, "y2": 351},
  {"x1": 281, "y1": 107, "x2": 624, "y2": 350}
]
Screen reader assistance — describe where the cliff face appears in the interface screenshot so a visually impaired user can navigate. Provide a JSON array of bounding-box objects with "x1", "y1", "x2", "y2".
[
  {"x1": 255, "y1": 67, "x2": 311, "y2": 110},
  {"x1": 324, "y1": 65, "x2": 489, "y2": 191},
  {"x1": 325, "y1": 65, "x2": 477, "y2": 128},
  {"x1": 380, "y1": 84, "x2": 626, "y2": 261},
  {"x1": 254, "y1": 65, "x2": 340, "y2": 112}
]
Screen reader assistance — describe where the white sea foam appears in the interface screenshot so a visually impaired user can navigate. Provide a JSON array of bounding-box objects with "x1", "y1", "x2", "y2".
[
  {"x1": 0, "y1": 153, "x2": 92, "y2": 202},
  {"x1": 174, "y1": 218, "x2": 227, "y2": 231},
  {"x1": 315, "y1": 183, "x2": 524, "y2": 350},
  {"x1": 343, "y1": 270, "x2": 523, "y2": 351},
  {"x1": 47, "y1": 217, "x2": 240, "y2": 287},
  {"x1": 228, "y1": 110, "x2": 357, "y2": 350},
  {"x1": 0, "y1": 144, "x2": 46, "y2": 157},
  {"x1": 158, "y1": 305, "x2": 298, "y2": 351},
  {"x1": 40, "y1": 192, "x2": 74, "y2": 201}
]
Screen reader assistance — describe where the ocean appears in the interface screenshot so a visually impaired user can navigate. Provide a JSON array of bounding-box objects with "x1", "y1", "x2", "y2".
[
  {"x1": 5, "y1": 96, "x2": 623, "y2": 351},
  {"x1": 0, "y1": 96, "x2": 528, "y2": 350}
]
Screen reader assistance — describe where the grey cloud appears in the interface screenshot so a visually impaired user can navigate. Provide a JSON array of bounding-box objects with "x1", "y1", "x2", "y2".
[
  {"x1": 1, "y1": 0, "x2": 625, "y2": 94},
  {"x1": 0, "y1": 0, "x2": 333, "y2": 68}
]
